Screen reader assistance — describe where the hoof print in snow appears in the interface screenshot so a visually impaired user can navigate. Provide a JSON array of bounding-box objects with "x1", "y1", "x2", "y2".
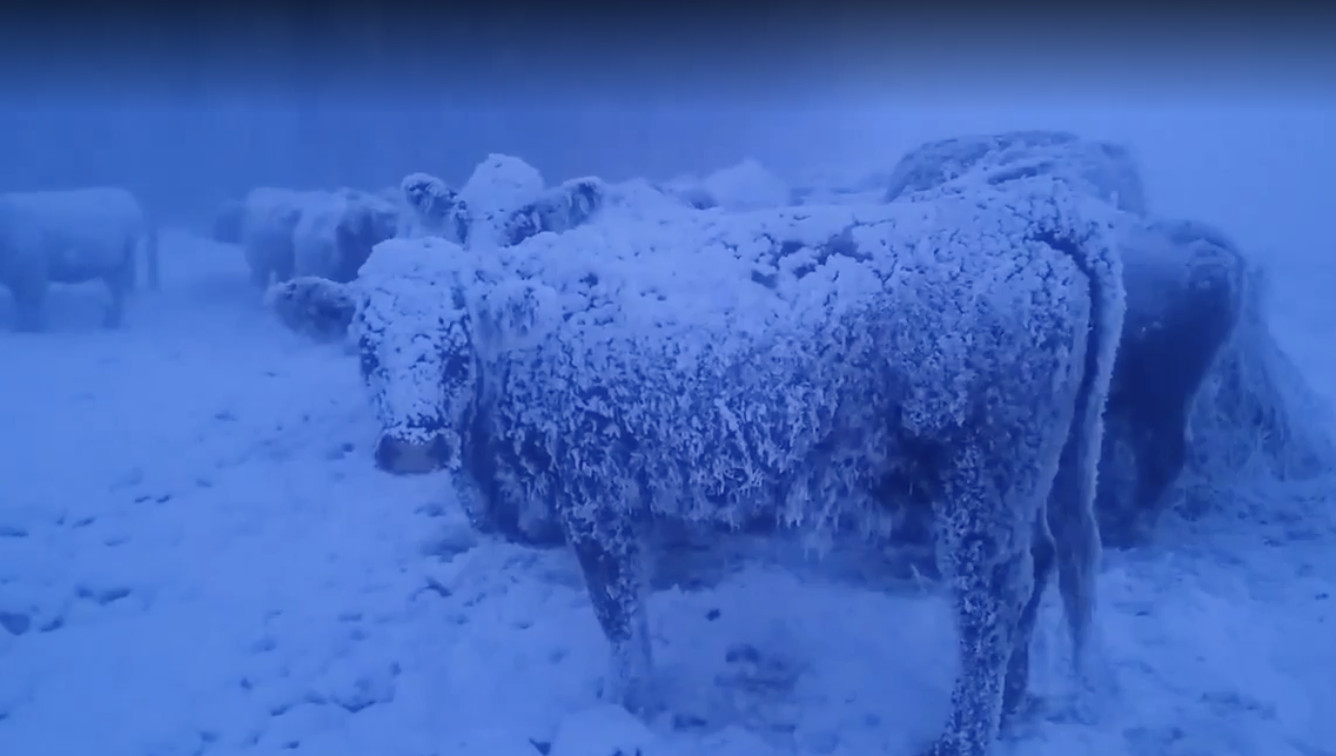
[
  {"x1": 328, "y1": 664, "x2": 400, "y2": 713},
  {"x1": 550, "y1": 704, "x2": 656, "y2": 756},
  {"x1": 213, "y1": 409, "x2": 237, "y2": 422},
  {"x1": 720, "y1": 642, "x2": 801, "y2": 694},
  {"x1": 0, "y1": 525, "x2": 28, "y2": 538},
  {"x1": 76, "y1": 585, "x2": 131, "y2": 605},
  {"x1": 705, "y1": 608, "x2": 721, "y2": 621},
  {"x1": 671, "y1": 712, "x2": 710, "y2": 731},
  {"x1": 0, "y1": 611, "x2": 31, "y2": 635},
  {"x1": 423, "y1": 523, "x2": 479, "y2": 559},
  {"x1": 528, "y1": 739, "x2": 552, "y2": 755}
]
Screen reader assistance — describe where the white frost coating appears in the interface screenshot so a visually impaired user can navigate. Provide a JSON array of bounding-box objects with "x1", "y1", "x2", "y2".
[
  {"x1": 1183, "y1": 250, "x2": 1336, "y2": 519},
  {"x1": 879, "y1": 130, "x2": 1335, "y2": 547},
  {"x1": 432, "y1": 176, "x2": 1125, "y2": 756},
  {"x1": 351, "y1": 176, "x2": 1126, "y2": 755},
  {"x1": 885, "y1": 130, "x2": 1146, "y2": 215},
  {"x1": 698, "y1": 158, "x2": 793, "y2": 211},
  {"x1": 401, "y1": 172, "x2": 469, "y2": 243},
  {"x1": 601, "y1": 177, "x2": 707, "y2": 222},
  {"x1": 292, "y1": 188, "x2": 400, "y2": 283},
  {"x1": 264, "y1": 275, "x2": 358, "y2": 342},
  {"x1": 501, "y1": 176, "x2": 609, "y2": 247},
  {"x1": 351, "y1": 237, "x2": 476, "y2": 452},
  {"x1": 457, "y1": 154, "x2": 546, "y2": 248},
  {"x1": 291, "y1": 191, "x2": 352, "y2": 279},
  {"x1": 0, "y1": 186, "x2": 157, "y2": 329}
]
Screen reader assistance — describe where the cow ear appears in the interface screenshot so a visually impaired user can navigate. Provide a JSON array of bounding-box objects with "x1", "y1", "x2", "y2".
[{"x1": 471, "y1": 277, "x2": 561, "y2": 355}]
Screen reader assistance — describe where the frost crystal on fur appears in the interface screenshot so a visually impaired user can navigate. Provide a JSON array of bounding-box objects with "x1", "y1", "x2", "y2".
[
  {"x1": 458, "y1": 154, "x2": 547, "y2": 248},
  {"x1": 352, "y1": 176, "x2": 1126, "y2": 756},
  {"x1": 885, "y1": 130, "x2": 1146, "y2": 215},
  {"x1": 401, "y1": 172, "x2": 470, "y2": 244},
  {"x1": 886, "y1": 129, "x2": 1335, "y2": 548},
  {"x1": 502, "y1": 177, "x2": 608, "y2": 247}
]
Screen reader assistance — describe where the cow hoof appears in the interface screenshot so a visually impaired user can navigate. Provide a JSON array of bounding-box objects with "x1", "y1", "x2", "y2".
[{"x1": 598, "y1": 676, "x2": 663, "y2": 721}]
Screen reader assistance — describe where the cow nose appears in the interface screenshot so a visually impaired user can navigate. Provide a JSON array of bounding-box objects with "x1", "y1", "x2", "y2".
[
  {"x1": 374, "y1": 435, "x2": 400, "y2": 471},
  {"x1": 374, "y1": 434, "x2": 447, "y2": 474}
]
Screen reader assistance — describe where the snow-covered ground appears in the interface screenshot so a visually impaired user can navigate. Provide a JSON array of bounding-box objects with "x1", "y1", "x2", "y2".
[{"x1": 1, "y1": 227, "x2": 1333, "y2": 756}]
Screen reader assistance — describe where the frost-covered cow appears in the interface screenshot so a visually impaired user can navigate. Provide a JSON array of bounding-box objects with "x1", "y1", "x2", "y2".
[
  {"x1": 0, "y1": 187, "x2": 159, "y2": 330},
  {"x1": 883, "y1": 130, "x2": 1294, "y2": 547},
  {"x1": 500, "y1": 176, "x2": 606, "y2": 247},
  {"x1": 331, "y1": 179, "x2": 1125, "y2": 756},
  {"x1": 884, "y1": 130, "x2": 1147, "y2": 215},
  {"x1": 237, "y1": 187, "x2": 313, "y2": 287},
  {"x1": 401, "y1": 172, "x2": 470, "y2": 243},
  {"x1": 291, "y1": 189, "x2": 400, "y2": 283}
]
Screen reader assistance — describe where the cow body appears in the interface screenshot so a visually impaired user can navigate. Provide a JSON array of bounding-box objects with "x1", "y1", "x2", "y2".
[
  {"x1": 346, "y1": 180, "x2": 1125, "y2": 756},
  {"x1": 0, "y1": 187, "x2": 158, "y2": 330}
]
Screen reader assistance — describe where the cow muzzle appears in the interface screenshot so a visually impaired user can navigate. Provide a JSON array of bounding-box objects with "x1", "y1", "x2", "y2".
[{"x1": 374, "y1": 433, "x2": 453, "y2": 474}]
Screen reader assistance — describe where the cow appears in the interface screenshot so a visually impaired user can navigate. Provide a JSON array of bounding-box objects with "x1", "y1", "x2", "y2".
[
  {"x1": 0, "y1": 187, "x2": 159, "y2": 331},
  {"x1": 236, "y1": 187, "x2": 313, "y2": 288},
  {"x1": 291, "y1": 189, "x2": 401, "y2": 284},
  {"x1": 401, "y1": 172, "x2": 470, "y2": 244},
  {"x1": 884, "y1": 131, "x2": 1252, "y2": 547},
  {"x1": 334, "y1": 178, "x2": 1125, "y2": 756}
]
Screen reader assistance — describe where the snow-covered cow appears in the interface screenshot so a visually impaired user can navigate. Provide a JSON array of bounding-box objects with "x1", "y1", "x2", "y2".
[
  {"x1": 500, "y1": 176, "x2": 606, "y2": 247},
  {"x1": 0, "y1": 187, "x2": 159, "y2": 330},
  {"x1": 401, "y1": 172, "x2": 470, "y2": 244},
  {"x1": 884, "y1": 130, "x2": 1147, "y2": 215},
  {"x1": 291, "y1": 189, "x2": 400, "y2": 283},
  {"x1": 233, "y1": 187, "x2": 400, "y2": 288},
  {"x1": 882, "y1": 130, "x2": 1287, "y2": 547},
  {"x1": 401, "y1": 156, "x2": 600, "y2": 249},
  {"x1": 236, "y1": 187, "x2": 312, "y2": 287},
  {"x1": 323, "y1": 178, "x2": 1126, "y2": 756}
]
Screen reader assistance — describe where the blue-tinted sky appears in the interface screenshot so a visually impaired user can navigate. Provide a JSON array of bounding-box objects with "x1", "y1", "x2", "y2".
[{"x1": 0, "y1": 22, "x2": 1332, "y2": 260}]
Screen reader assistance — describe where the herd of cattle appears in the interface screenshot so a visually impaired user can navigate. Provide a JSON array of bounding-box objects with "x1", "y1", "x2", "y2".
[{"x1": 2, "y1": 130, "x2": 1331, "y2": 756}]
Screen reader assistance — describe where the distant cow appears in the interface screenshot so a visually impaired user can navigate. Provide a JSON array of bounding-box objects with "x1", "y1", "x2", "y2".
[
  {"x1": 292, "y1": 189, "x2": 401, "y2": 284},
  {"x1": 0, "y1": 187, "x2": 159, "y2": 330}
]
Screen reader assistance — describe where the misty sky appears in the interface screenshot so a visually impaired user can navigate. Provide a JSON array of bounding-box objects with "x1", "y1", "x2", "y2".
[{"x1": 0, "y1": 22, "x2": 1333, "y2": 265}]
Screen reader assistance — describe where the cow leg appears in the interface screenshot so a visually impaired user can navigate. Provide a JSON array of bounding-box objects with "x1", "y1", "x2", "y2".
[
  {"x1": 122, "y1": 238, "x2": 138, "y2": 295},
  {"x1": 923, "y1": 445, "x2": 1033, "y2": 756},
  {"x1": 1130, "y1": 410, "x2": 1187, "y2": 537},
  {"x1": 103, "y1": 264, "x2": 131, "y2": 329},
  {"x1": 559, "y1": 500, "x2": 655, "y2": 716},
  {"x1": 1002, "y1": 512, "x2": 1055, "y2": 724}
]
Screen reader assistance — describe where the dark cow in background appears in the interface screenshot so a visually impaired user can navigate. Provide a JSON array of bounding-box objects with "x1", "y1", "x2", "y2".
[{"x1": 0, "y1": 186, "x2": 159, "y2": 331}]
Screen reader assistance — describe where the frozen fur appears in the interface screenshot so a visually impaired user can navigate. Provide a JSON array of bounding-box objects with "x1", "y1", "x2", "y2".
[
  {"x1": 888, "y1": 129, "x2": 1333, "y2": 547},
  {"x1": 291, "y1": 189, "x2": 400, "y2": 284},
  {"x1": 885, "y1": 130, "x2": 1147, "y2": 215},
  {"x1": 349, "y1": 178, "x2": 1126, "y2": 756}
]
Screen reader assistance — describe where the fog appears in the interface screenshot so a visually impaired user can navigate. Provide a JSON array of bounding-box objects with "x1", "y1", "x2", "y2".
[{"x1": 1, "y1": 18, "x2": 1334, "y2": 262}]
